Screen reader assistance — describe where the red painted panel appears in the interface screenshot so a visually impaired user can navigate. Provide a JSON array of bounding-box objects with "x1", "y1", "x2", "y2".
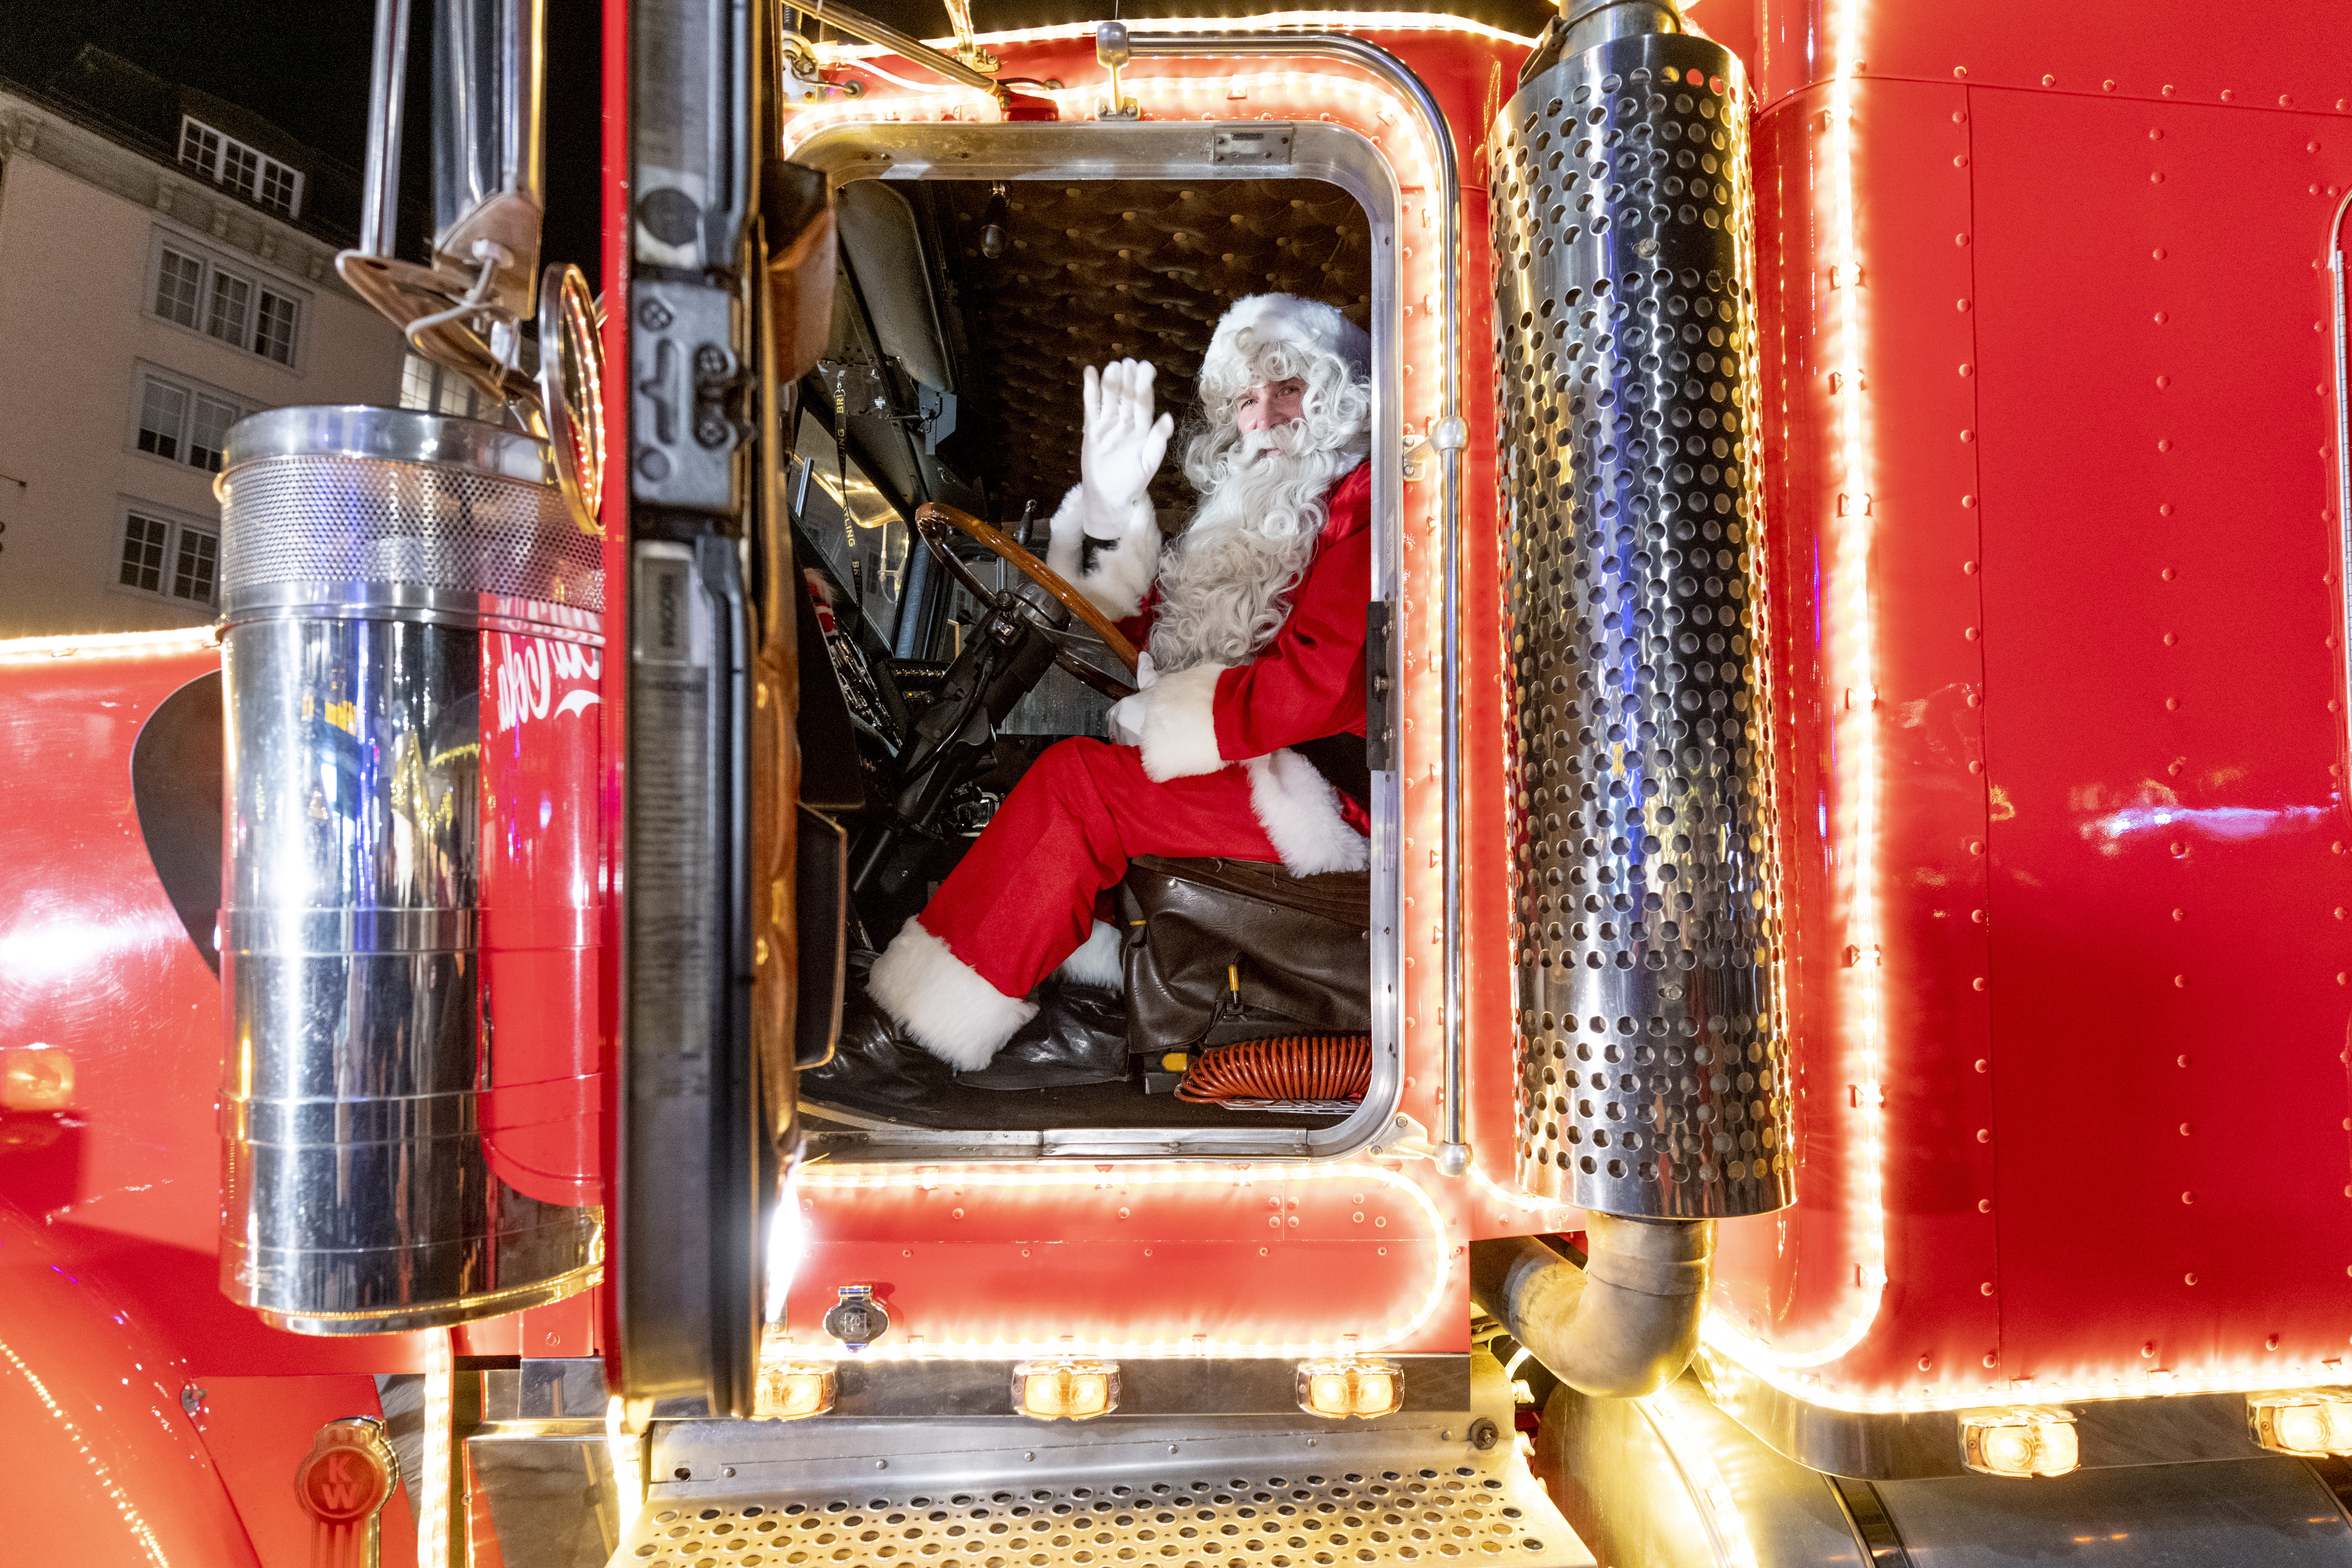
[
  {"x1": 480, "y1": 630, "x2": 605, "y2": 1206},
  {"x1": 192, "y1": 1376, "x2": 419, "y2": 1568},
  {"x1": 0, "y1": 1195, "x2": 262, "y2": 1568},
  {"x1": 1970, "y1": 85, "x2": 2352, "y2": 1390},
  {"x1": 776, "y1": 1168, "x2": 1455, "y2": 1355},
  {"x1": 1758, "y1": 0, "x2": 2352, "y2": 116},
  {"x1": 0, "y1": 638, "x2": 435, "y2": 1378}
]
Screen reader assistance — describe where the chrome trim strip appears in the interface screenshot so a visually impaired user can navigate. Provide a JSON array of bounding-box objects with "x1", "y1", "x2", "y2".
[
  {"x1": 221, "y1": 583, "x2": 603, "y2": 639},
  {"x1": 788, "y1": 118, "x2": 1404, "y2": 1165},
  {"x1": 1110, "y1": 32, "x2": 1471, "y2": 1176},
  {"x1": 223, "y1": 404, "x2": 558, "y2": 484}
]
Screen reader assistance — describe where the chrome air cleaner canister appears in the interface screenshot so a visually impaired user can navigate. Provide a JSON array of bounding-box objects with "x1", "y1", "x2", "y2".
[{"x1": 217, "y1": 405, "x2": 605, "y2": 1332}]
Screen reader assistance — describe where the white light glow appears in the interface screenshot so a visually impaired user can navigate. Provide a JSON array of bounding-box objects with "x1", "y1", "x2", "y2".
[
  {"x1": 765, "y1": 1168, "x2": 810, "y2": 1325},
  {"x1": 813, "y1": 11, "x2": 1541, "y2": 58},
  {"x1": 418, "y1": 1334, "x2": 451, "y2": 1568},
  {"x1": 0, "y1": 627, "x2": 219, "y2": 664},
  {"x1": 1640, "y1": 1389, "x2": 1762, "y2": 1568}
]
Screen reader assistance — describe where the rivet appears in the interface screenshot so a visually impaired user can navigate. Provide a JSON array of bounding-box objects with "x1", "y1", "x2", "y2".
[
  {"x1": 2041, "y1": 73, "x2": 2056, "y2": 87},
  {"x1": 1972, "y1": 977, "x2": 1989, "y2": 992},
  {"x1": 2173, "y1": 974, "x2": 2187, "y2": 988},
  {"x1": 1962, "y1": 560, "x2": 1978, "y2": 574},
  {"x1": 2185, "y1": 1273, "x2": 2199, "y2": 1285},
  {"x1": 2162, "y1": 632, "x2": 2177, "y2": 645},
  {"x1": 2180, "y1": 1123, "x2": 2191, "y2": 1135},
  {"x1": 1961, "y1": 494, "x2": 1977, "y2": 507},
  {"x1": 2153, "y1": 248, "x2": 2166, "y2": 260},
  {"x1": 1978, "y1": 1199, "x2": 1993, "y2": 1213},
  {"x1": 2164, "y1": 696, "x2": 2180, "y2": 711},
  {"x1": 2154, "y1": 311, "x2": 2168, "y2": 324},
  {"x1": 1918, "y1": 1355, "x2": 1934, "y2": 1371},
  {"x1": 1974, "y1": 1059, "x2": 1989, "y2": 1072},
  {"x1": 2178, "y1": 1054, "x2": 2191, "y2": 1067},
  {"x1": 1983, "y1": 1353, "x2": 1999, "y2": 1368},
  {"x1": 2181, "y1": 1191, "x2": 2194, "y2": 1204},
  {"x1": 1956, "y1": 297, "x2": 1972, "y2": 312},
  {"x1": 2103, "y1": 79, "x2": 2117, "y2": 92},
  {"x1": 1959, "y1": 362, "x2": 1974, "y2": 376},
  {"x1": 1976, "y1": 1128, "x2": 1991, "y2": 1143},
  {"x1": 2143, "y1": 1342, "x2": 2158, "y2": 1358}
]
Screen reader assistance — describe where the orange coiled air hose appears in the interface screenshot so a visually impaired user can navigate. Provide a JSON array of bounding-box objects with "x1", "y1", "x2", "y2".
[{"x1": 1174, "y1": 1035, "x2": 1373, "y2": 1106}]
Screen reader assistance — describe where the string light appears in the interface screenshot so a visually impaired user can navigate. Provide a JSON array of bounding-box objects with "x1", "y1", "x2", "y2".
[
  {"x1": 417, "y1": 1332, "x2": 452, "y2": 1568},
  {"x1": 780, "y1": 1162, "x2": 1453, "y2": 1361},
  {"x1": 814, "y1": 11, "x2": 1541, "y2": 58},
  {"x1": 0, "y1": 626, "x2": 218, "y2": 664}
]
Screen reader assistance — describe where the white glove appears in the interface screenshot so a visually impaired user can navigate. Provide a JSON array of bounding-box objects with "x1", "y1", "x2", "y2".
[
  {"x1": 1076, "y1": 359, "x2": 1172, "y2": 539},
  {"x1": 1104, "y1": 651, "x2": 1157, "y2": 746}
]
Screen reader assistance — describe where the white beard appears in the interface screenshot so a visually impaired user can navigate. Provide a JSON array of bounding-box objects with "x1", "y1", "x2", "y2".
[{"x1": 1148, "y1": 427, "x2": 1361, "y2": 673}]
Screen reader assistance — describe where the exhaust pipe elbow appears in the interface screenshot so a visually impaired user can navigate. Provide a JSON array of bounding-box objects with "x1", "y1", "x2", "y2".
[{"x1": 1470, "y1": 1214, "x2": 1714, "y2": 1399}]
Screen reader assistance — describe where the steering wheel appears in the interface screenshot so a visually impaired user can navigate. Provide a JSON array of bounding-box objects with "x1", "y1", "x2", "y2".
[{"x1": 914, "y1": 502, "x2": 1142, "y2": 700}]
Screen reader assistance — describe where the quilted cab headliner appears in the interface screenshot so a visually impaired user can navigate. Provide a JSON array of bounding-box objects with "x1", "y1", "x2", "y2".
[{"x1": 924, "y1": 177, "x2": 1374, "y2": 516}]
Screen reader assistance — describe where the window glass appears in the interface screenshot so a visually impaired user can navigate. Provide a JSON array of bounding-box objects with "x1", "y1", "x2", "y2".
[
  {"x1": 793, "y1": 412, "x2": 911, "y2": 645},
  {"x1": 400, "y1": 354, "x2": 437, "y2": 410},
  {"x1": 120, "y1": 515, "x2": 169, "y2": 592},
  {"x1": 178, "y1": 121, "x2": 218, "y2": 173},
  {"x1": 258, "y1": 162, "x2": 299, "y2": 216},
  {"x1": 172, "y1": 529, "x2": 219, "y2": 604},
  {"x1": 255, "y1": 290, "x2": 299, "y2": 365},
  {"x1": 190, "y1": 395, "x2": 238, "y2": 471},
  {"x1": 222, "y1": 142, "x2": 259, "y2": 195},
  {"x1": 138, "y1": 377, "x2": 188, "y2": 461},
  {"x1": 155, "y1": 248, "x2": 203, "y2": 329},
  {"x1": 208, "y1": 272, "x2": 252, "y2": 346}
]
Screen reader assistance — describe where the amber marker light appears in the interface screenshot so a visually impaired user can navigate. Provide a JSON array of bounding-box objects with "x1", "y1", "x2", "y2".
[
  {"x1": 0, "y1": 1046, "x2": 74, "y2": 1111},
  {"x1": 754, "y1": 1362, "x2": 838, "y2": 1421},
  {"x1": 1958, "y1": 1407, "x2": 2080, "y2": 1477},
  {"x1": 1296, "y1": 1358, "x2": 1404, "y2": 1419},
  {"x1": 2249, "y1": 1392, "x2": 2352, "y2": 1456},
  {"x1": 1014, "y1": 1360, "x2": 1120, "y2": 1421}
]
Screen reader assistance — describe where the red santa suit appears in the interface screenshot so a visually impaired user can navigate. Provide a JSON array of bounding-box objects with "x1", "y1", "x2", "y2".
[{"x1": 867, "y1": 293, "x2": 1375, "y2": 1071}]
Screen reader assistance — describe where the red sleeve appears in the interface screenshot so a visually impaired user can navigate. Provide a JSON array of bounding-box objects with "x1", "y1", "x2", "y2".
[{"x1": 1210, "y1": 463, "x2": 1373, "y2": 760}]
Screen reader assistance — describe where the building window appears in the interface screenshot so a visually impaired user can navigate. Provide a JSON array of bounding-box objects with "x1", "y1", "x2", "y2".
[
  {"x1": 117, "y1": 510, "x2": 218, "y2": 606},
  {"x1": 119, "y1": 513, "x2": 169, "y2": 593},
  {"x1": 397, "y1": 353, "x2": 486, "y2": 420},
  {"x1": 155, "y1": 248, "x2": 204, "y2": 329},
  {"x1": 207, "y1": 270, "x2": 251, "y2": 346},
  {"x1": 255, "y1": 290, "x2": 300, "y2": 366},
  {"x1": 152, "y1": 243, "x2": 304, "y2": 368},
  {"x1": 134, "y1": 370, "x2": 249, "y2": 474},
  {"x1": 177, "y1": 115, "x2": 302, "y2": 219}
]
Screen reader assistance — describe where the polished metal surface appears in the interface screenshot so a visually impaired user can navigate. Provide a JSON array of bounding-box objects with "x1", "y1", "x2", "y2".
[
  {"x1": 219, "y1": 407, "x2": 600, "y2": 1332},
  {"x1": 788, "y1": 118, "x2": 1404, "y2": 1165},
  {"x1": 358, "y1": 0, "x2": 413, "y2": 257},
  {"x1": 430, "y1": 0, "x2": 546, "y2": 300},
  {"x1": 799, "y1": 0, "x2": 1003, "y2": 94},
  {"x1": 1696, "y1": 1345, "x2": 2315, "y2": 1479},
  {"x1": 1539, "y1": 1374, "x2": 2352, "y2": 1567},
  {"x1": 1491, "y1": 32, "x2": 1788, "y2": 1218},
  {"x1": 623, "y1": 1413, "x2": 1592, "y2": 1567},
  {"x1": 219, "y1": 406, "x2": 601, "y2": 628},
  {"x1": 1114, "y1": 27, "x2": 1471, "y2": 1179}
]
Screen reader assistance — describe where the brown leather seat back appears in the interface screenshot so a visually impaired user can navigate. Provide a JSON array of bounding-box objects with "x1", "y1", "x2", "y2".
[{"x1": 1117, "y1": 855, "x2": 1371, "y2": 1053}]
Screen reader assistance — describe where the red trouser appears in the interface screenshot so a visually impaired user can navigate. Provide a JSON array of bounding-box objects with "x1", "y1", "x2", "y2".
[{"x1": 917, "y1": 737, "x2": 1282, "y2": 999}]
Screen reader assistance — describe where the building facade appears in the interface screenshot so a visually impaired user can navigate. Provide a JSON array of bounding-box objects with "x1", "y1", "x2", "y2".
[{"x1": 0, "y1": 60, "x2": 408, "y2": 637}]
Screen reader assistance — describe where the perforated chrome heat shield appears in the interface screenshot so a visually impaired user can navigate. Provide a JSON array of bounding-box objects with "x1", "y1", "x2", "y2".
[
  {"x1": 217, "y1": 406, "x2": 603, "y2": 1332},
  {"x1": 1490, "y1": 36, "x2": 1792, "y2": 1218}
]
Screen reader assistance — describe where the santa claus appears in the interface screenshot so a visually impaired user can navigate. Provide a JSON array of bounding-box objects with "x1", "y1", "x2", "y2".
[{"x1": 813, "y1": 292, "x2": 1375, "y2": 1106}]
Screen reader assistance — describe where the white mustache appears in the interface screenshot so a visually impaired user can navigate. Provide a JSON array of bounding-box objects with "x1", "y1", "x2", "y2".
[{"x1": 1238, "y1": 421, "x2": 1309, "y2": 461}]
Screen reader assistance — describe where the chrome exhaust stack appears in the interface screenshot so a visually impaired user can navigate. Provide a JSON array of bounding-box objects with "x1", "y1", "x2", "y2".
[
  {"x1": 217, "y1": 407, "x2": 603, "y2": 1333},
  {"x1": 1485, "y1": 3, "x2": 1780, "y2": 1388}
]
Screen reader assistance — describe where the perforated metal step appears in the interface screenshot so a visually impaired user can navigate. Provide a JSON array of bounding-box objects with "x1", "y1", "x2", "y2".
[{"x1": 619, "y1": 1414, "x2": 1592, "y2": 1567}]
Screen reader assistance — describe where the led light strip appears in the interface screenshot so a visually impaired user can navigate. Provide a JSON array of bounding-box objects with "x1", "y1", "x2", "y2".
[
  {"x1": 785, "y1": 1162, "x2": 1453, "y2": 1360},
  {"x1": 417, "y1": 1332, "x2": 452, "y2": 1568},
  {"x1": 0, "y1": 1334, "x2": 170, "y2": 1566},
  {"x1": 1692, "y1": 0, "x2": 1887, "y2": 1383},
  {"x1": 0, "y1": 626, "x2": 220, "y2": 663},
  {"x1": 783, "y1": 55, "x2": 1453, "y2": 1168},
  {"x1": 813, "y1": 10, "x2": 1541, "y2": 57}
]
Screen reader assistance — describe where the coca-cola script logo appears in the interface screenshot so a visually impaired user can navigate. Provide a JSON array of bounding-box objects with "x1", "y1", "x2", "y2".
[{"x1": 492, "y1": 632, "x2": 602, "y2": 734}]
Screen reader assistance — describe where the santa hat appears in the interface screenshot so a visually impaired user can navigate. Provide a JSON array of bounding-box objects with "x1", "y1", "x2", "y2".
[{"x1": 1195, "y1": 293, "x2": 1371, "y2": 407}]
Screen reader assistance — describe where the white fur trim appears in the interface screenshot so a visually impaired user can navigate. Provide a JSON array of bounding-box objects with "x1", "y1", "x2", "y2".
[
  {"x1": 1245, "y1": 749, "x2": 1370, "y2": 875},
  {"x1": 867, "y1": 917, "x2": 1037, "y2": 1071},
  {"x1": 1055, "y1": 919, "x2": 1125, "y2": 990},
  {"x1": 1198, "y1": 293, "x2": 1372, "y2": 406},
  {"x1": 1136, "y1": 661, "x2": 1228, "y2": 781},
  {"x1": 1046, "y1": 483, "x2": 1159, "y2": 620}
]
